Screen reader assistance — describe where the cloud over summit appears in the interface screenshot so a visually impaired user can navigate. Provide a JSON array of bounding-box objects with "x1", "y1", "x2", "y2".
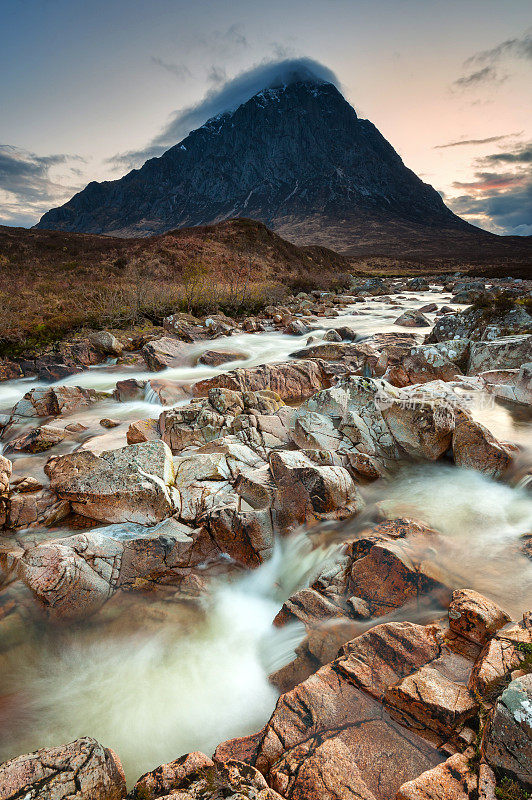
[{"x1": 109, "y1": 57, "x2": 340, "y2": 170}]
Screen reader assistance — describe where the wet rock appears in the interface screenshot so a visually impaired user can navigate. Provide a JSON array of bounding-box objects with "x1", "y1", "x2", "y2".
[
  {"x1": 197, "y1": 349, "x2": 247, "y2": 366},
  {"x1": 206, "y1": 506, "x2": 274, "y2": 565},
  {"x1": 290, "y1": 342, "x2": 349, "y2": 360},
  {"x1": 419, "y1": 303, "x2": 438, "y2": 313},
  {"x1": 163, "y1": 313, "x2": 203, "y2": 342},
  {"x1": 292, "y1": 377, "x2": 402, "y2": 469},
  {"x1": 11, "y1": 386, "x2": 109, "y2": 420},
  {"x1": 142, "y1": 337, "x2": 191, "y2": 370},
  {"x1": 192, "y1": 360, "x2": 331, "y2": 403},
  {"x1": 131, "y1": 757, "x2": 283, "y2": 800},
  {"x1": 482, "y1": 674, "x2": 532, "y2": 789},
  {"x1": 128, "y1": 751, "x2": 214, "y2": 799},
  {"x1": 0, "y1": 359, "x2": 22, "y2": 381},
  {"x1": 100, "y1": 418, "x2": 120, "y2": 428},
  {"x1": 0, "y1": 736, "x2": 126, "y2": 800},
  {"x1": 146, "y1": 379, "x2": 188, "y2": 406},
  {"x1": 407, "y1": 278, "x2": 430, "y2": 291},
  {"x1": 480, "y1": 363, "x2": 532, "y2": 405},
  {"x1": 347, "y1": 527, "x2": 452, "y2": 617},
  {"x1": 395, "y1": 310, "x2": 431, "y2": 328},
  {"x1": 45, "y1": 441, "x2": 177, "y2": 524},
  {"x1": 381, "y1": 397, "x2": 455, "y2": 460},
  {"x1": 7, "y1": 425, "x2": 72, "y2": 453},
  {"x1": 323, "y1": 329, "x2": 343, "y2": 342},
  {"x1": 336, "y1": 622, "x2": 443, "y2": 699},
  {"x1": 7, "y1": 488, "x2": 70, "y2": 529},
  {"x1": 127, "y1": 418, "x2": 160, "y2": 444},
  {"x1": 448, "y1": 589, "x2": 511, "y2": 645},
  {"x1": 12, "y1": 518, "x2": 212, "y2": 619},
  {"x1": 452, "y1": 418, "x2": 513, "y2": 478},
  {"x1": 283, "y1": 319, "x2": 309, "y2": 335},
  {"x1": 37, "y1": 362, "x2": 84, "y2": 382},
  {"x1": 269, "y1": 737, "x2": 378, "y2": 800},
  {"x1": 269, "y1": 449, "x2": 363, "y2": 532},
  {"x1": 0, "y1": 455, "x2": 12, "y2": 494},
  {"x1": 89, "y1": 330, "x2": 124, "y2": 356},
  {"x1": 468, "y1": 335, "x2": 532, "y2": 374},
  {"x1": 384, "y1": 664, "x2": 478, "y2": 736},
  {"x1": 255, "y1": 656, "x2": 443, "y2": 800},
  {"x1": 384, "y1": 345, "x2": 463, "y2": 387},
  {"x1": 468, "y1": 613, "x2": 532, "y2": 697},
  {"x1": 113, "y1": 378, "x2": 147, "y2": 402},
  {"x1": 396, "y1": 751, "x2": 478, "y2": 799}
]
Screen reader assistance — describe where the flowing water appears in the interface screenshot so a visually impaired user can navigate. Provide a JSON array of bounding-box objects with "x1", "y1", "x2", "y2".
[{"x1": 0, "y1": 288, "x2": 531, "y2": 783}]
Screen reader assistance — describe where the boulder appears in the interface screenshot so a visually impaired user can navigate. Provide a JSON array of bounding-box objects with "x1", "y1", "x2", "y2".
[
  {"x1": 129, "y1": 757, "x2": 284, "y2": 800},
  {"x1": 0, "y1": 737, "x2": 125, "y2": 800},
  {"x1": 89, "y1": 330, "x2": 124, "y2": 356},
  {"x1": 452, "y1": 418, "x2": 513, "y2": 478},
  {"x1": 45, "y1": 441, "x2": 177, "y2": 524},
  {"x1": 12, "y1": 519, "x2": 212, "y2": 620},
  {"x1": 128, "y1": 752, "x2": 214, "y2": 799},
  {"x1": 142, "y1": 337, "x2": 191, "y2": 370},
  {"x1": 127, "y1": 419, "x2": 160, "y2": 444},
  {"x1": 467, "y1": 335, "x2": 532, "y2": 374},
  {"x1": 192, "y1": 360, "x2": 331, "y2": 402},
  {"x1": 11, "y1": 386, "x2": 108, "y2": 420},
  {"x1": 384, "y1": 664, "x2": 478, "y2": 736},
  {"x1": 480, "y1": 362, "x2": 532, "y2": 405},
  {"x1": 255, "y1": 656, "x2": 443, "y2": 800},
  {"x1": 381, "y1": 398, "x2": 455, "y2": 460},
  {"x1": 396, "y1": 751, "x2": 478, "y2": 799},
  {"x1": 197, "y1": 350, "x2": 247, "y2": 366},
  {"x1": 482, "y1": 674, "x2": 532, "y2": 789},
  {"x1": 468, "y1": 612, "x2": 532, "y2": 697},
  {"x1": 448, "y1": 589, "x2": 511, "y2": 645},
  {"x1": 395, "y1": 311, "x2": 431, "y2": 328},
  {"x1": 7, "y1": 424, "x2": 71, "y2": 453}
]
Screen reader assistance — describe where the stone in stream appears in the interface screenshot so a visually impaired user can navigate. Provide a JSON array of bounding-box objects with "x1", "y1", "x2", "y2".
[
  {"x1": 10, "y1": 386, "x2": 109, "y2": 420},
  {"x1": 448, "y1": 589, "x2": 511, "y2": 645},
  {"x1": 0, "y1": 737, "x2": 126, "y2": 800},
  {"x1": 89, "y1": 330, "x2": 124, "y2": 356},
  {"x1": 383, "y1": 344, "x2": 465, "y2": 387},
  {"x1": 45, "y1": 440, "x2": 178, "y2": 524},
  {"x1": 395, "y1": 310, "x2": 431, "y2": 327},
  {"x1": 396, "y1": 751, "x2": 478, "y2": 799},
  {"x1": 482, "y1": 674, "x2": 532, "y2": 790},
  {"x1": 452, "y1": 417, "x2": 514, "y2": 478},
  {"x1": 197, "y1": 349, "x2": 247, "y2": 366},
  {"x1": 128, "y1": 756, "x2": 284, "y2": 800},
  {"x1": 480, "y1": 363, "x2": 532, "y2": 405},
  {"x1": 192, "y1": 359, "x2": 332, "y2": 402},
  {"x1": 467, "y1": 334, "x2": 532, "y2": 374},
  {"x1": 142, "y1": 336, "x2": 192, "y2": 370}
]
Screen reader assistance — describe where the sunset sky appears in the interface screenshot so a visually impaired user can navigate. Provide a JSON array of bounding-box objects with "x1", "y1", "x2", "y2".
[{"x1": 1, "y1": 0, "x2": 530, "y2": 234}]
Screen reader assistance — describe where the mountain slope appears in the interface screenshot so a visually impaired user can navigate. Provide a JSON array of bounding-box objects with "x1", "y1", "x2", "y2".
[{"x1": 36, "y1": 79, "x2": 471, "y2": 248}]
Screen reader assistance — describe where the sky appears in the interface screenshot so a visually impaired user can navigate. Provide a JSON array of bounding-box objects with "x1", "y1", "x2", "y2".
[{"x1": 1, "y1": 0, "x2": 531, "y2": 235}]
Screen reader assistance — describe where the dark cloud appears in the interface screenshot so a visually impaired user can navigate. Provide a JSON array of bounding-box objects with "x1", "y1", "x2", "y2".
[
  {"x1": 434, "y1": 133, "x2": 521, "y2": 149},
  {"x1": 150, "y1": 57, "x2": 192, "y2": 80},
  {"x1": 207, "y1": 65, "x2": 227, "y2": 85},
  {"x1": 452, "y1": 66, "x2": 504, "y2": 89},
  {"x1": 465, "y1": 33, "x2": 532, "y2": 66},
  {"x1": 453, "y1": 33, "x2": 531, "y2": 92},
  {"x1": 0, "y1": 146, "x2": 84, "y2": 226},
  {"x1": 452, "y1": 171, "x2": 528, "y2": 192},
  {"x1": 108, "y1": 57, "x2": 340, "y2": 170},
  {"x1": 449, "y1": 180, "x2": 532, "y2": 235},
  {"x1": 481, "y1": 142, "x2": 532, "y2": 165}
]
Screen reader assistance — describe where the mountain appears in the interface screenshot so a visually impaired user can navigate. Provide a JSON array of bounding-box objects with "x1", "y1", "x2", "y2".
[{"x1": 36, "y1": 78, "x2": 477, "y2": 250}]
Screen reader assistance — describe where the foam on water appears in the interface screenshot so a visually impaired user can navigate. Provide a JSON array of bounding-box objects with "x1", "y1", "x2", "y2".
[{"x1": 0, "y1": 534, "x2": 334, "y2": 784}]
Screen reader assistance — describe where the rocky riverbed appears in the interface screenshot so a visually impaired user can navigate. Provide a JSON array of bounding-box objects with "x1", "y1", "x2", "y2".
[{"x1": 0, "y1": 273, "x2": 531, "y2": 799}]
